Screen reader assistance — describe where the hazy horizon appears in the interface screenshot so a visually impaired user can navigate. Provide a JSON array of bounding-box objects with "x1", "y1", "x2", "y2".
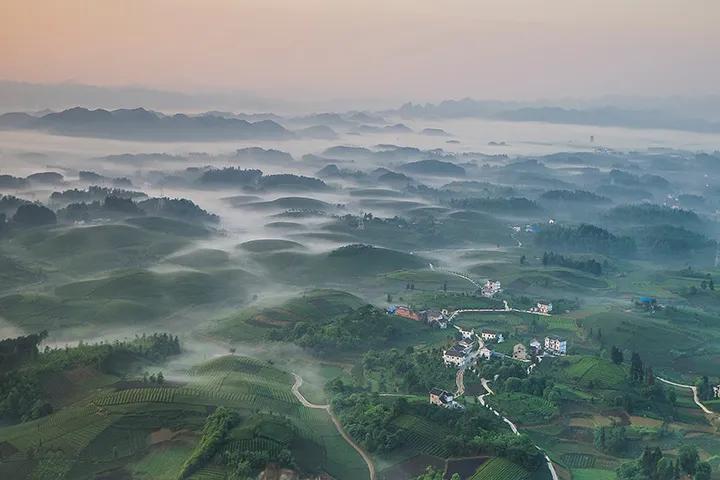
[{"x1": 3, "y1": 0, "x2": 719, "y2": 104}]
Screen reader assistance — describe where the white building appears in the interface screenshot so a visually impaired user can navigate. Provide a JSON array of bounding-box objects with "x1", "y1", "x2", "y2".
[
  {"x1": 544, "y1": 335, "x2": 567, "y2": 355},
  {"x1": 442, "y1": 349, "x2": 467, "y2": 367},
  {"x1": 455, "y1": 326, "x2": 475, "y2": 341},
  {"x1": 533, "y1": 303, "x2": 553, "y2": 314},
  {"x1": 443, "y1": 340, "x2": 474, "y2": 367},
  {"x1": 714, "y1": 385, "x2": 720, "y2": 398},
  {"x1": 481, "y1": 280, "x2": 502, "y2": 298},
  {"x1": 481, "y1": 330, "x2": 498, "y2": 342},
  {"x1": 529, "y1": 338, "x2": 542, "y2": 353},
  {"x1": 478, "y1": 346, "x2": 493, "y2": 360}
]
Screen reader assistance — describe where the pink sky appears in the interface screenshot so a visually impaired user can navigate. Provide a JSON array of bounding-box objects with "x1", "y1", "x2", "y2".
[{"x1": 2, "y1": 0, "x2": 719, "y2": 101}]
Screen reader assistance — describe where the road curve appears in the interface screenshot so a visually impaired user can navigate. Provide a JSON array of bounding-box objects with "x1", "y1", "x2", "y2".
[
  {"x1": 657, "y1": 377, "x2": 714, "y2": 415},
  {"x1": 478, "y1": 378, "x2": 559, "y2": 480},
  {"x1": 291, "y1": 374, "x2": 377, "y2": 480}
]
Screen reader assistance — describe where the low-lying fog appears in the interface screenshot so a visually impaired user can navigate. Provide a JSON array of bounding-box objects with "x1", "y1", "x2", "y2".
[{"x1": 2, "y1": 114, "x2": 720, "y2": 359}]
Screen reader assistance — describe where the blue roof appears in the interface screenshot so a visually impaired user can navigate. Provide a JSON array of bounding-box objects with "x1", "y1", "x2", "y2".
[{"x1": 638, "y1": 296, "x2": 656, "y2": 303}]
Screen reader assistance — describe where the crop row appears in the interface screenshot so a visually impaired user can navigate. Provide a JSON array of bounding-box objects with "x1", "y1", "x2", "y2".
[
  {"x1": 561, "y1": 453, "x2": 596, "y2": 468},
  {"x1": 94, "y1": 388, "x2": 175, "y2": 406},
  {"x1": 470, "y1": 457, "x2": 529, "y2": 480}
]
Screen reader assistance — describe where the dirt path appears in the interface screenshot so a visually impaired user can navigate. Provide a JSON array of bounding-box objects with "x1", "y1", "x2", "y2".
[
  {"x1": 455, "y1": 368, "x2": 465, "y2": 397},
  {"x1": 657, "y1": 377, "x2": 715, "y2": 416},
  {"x1": 291, "y1": 373, "x2": 376, "y2": 480},
  {"x1": 477, "y1": 378, "x2": 559, "y2": 480}
]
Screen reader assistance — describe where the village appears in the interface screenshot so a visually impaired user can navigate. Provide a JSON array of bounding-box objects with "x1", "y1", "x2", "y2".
[{"x1": 386, "y1": 279, "x2": 567, "y2": 409}]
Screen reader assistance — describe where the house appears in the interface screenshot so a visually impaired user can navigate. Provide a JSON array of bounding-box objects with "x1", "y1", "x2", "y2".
[
  {"x1": 481, "y1": 280, "x2": 502, "y2": 298},
  {"x1": 480, "y1": 330, "x2": 498, "y2": 341},
  {"x1": 513, "y1": 343, "x2": 528, "y2": 360},
  {"x1": 529, "y1": 338, "x2": 542, "y2": 354},
  {"x1": 456, "y1": 326, "x2": 475, "y2": 341},
  {"x1": 429, "y1": 387, "x2": 454, "y2": 406},
  {"x1": 478, "y1": 346, "x2": 493, "y2": 360},
  {"x1": 443, "y1": 341, "x2": 474, "y2": 367},
  {"x1": 429, "y1": 388, "x2": 464, "y2": 410},
  {"x1": 714, "y1": 385, "x2": 720, "y2": 398},
  {"x1": 442, "y1": 349, "x2": 467, "y2": 367},
  {"x1": 532, "y1": 303, "x2": 553, "y2": 314},
  {"x1": 423, "y1": 309, "x2": 448, "y2": 328},
  {"x1": 544, "y1": 335, "x2": 567, "y2": 355},
  {"x1": 480, "y1": 330, "x2": 504, "y2": 343}
]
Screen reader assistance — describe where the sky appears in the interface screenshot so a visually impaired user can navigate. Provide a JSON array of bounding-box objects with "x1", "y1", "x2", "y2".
[{"x1": 1, "y1": 0, "x2": 719, "y2": 102}]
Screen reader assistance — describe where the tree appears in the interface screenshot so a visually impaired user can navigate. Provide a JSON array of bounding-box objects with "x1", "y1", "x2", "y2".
[
  {"x1": 611, "y1": 345, "x2": 624, "y2": 365},
  {"x1": 695, "y1": 462, "x2": 712, "y2": 480},
  {"x1": 630, "y1": 352, "x2": 644, "y2": 383},
  {"x1": 12, "y1": 203, "x2": 57, "y2": 227},
  {"x1": 656, "y1": 457, "x2": 675, "y2": 480},
  {"x1": 520, "y1": 255, "x2": 526, "y2": 265},
  {"x1": 414, "y1": 467, "x2": 443, "y2": 480},
  {"x1": 679, "y1": 445, "x2": 699, "y2": 475}
]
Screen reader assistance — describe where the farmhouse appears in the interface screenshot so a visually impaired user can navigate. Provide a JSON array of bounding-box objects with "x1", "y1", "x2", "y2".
[
  {"x1": 442, "y1": 349, "x2": 466, "y2": 367},
  {"x1": 429, "y1": 387, "x2": 453, "y2": 406},
  {"x1": 429, "y1": 388, "x2": 464, "y2": 410},
  {"x1": 456, "y1": 326, "x2": 475, "y2": 341},
  {"x1": 480, "y1": 330, "x2": 504, "y2": 343},
  {"x1": 512, "y1": 343, "x2": 528, "y2": 360},
  {"x1": 481, "y1": 280, "x2": 502, "y2": 298},
  {"x1": 478, "y1": 346, "x2": 493, "y2": 360},
  {"x1": 423, "y1": 309, "x2": 448, "y2": 328},
  {"x1": 443, "y1": 341, "x2": 474, "y2": 367},
  {"x1": 532, "y1": 302, "x2": 553, "y2": 314},
  {"x1": 544, "y1": 335, "x2": 567, "y2": 355}
]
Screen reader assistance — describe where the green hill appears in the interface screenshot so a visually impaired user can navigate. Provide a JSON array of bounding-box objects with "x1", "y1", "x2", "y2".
[{"x1": 237, "y1": 239, "x2": 306, "y2": 253}]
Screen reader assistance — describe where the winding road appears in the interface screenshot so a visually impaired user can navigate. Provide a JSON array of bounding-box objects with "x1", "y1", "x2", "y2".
[
  {"x1": 657, "y1": 377, "x2": 715, "y2": 416},
  {"x1": 291, "y1": 374, "x2": 376, "y2": 480},
  {"x1": 478, "y1": 378, "x2": 560, "y2": 480}
]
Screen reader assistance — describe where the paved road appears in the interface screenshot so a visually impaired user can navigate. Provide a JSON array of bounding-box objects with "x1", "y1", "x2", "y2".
[
  {"x1": 657, "y1": 377, "x2": 714, "y2": 416},
  {"x1": 291, "y1": 374, "x2": 376, "y2": 480}
]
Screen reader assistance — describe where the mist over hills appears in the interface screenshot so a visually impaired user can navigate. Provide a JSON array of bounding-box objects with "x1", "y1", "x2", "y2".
[{"x1": 0, "y1": 107, "x2": 295, "y2": 141}]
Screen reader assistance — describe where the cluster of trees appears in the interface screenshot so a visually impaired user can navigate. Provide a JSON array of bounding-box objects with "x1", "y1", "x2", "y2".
[
  {"x1": 696, "y1": 376, "x2": 719, "y2": 401},
  {"x1": 0, "y1": 332, "x2": 181, "y2": 423},
  {"x1": 223, "y1": 448, "x2": 295, "y2": 480},
  {"x1": 332, "y1": 393, "x2": 405, "y2": 453},
  {"x1": 594, "y1": 424, "x2": 627, "y2": 454},
  {"x1": 542, "y1": 251, "x2": 603, "y2": 275},
  {"x1": 539, "y1": 189, "x2": 610, "y2": 203},
  {"x1": 534, "y1": 224, "x2": 636, "y2": 256},
  {"x1": 617, "y1": 445, "x2": 711, "y2": 480},
  {"x1": 49, "y1": 186, "x2": 145, "y2": 205},
  {"x1": 269, "y1": 305, "x2": 400, "y2": 353},
  {"x1": 178, "y1": 407, "x2": 238, "y2": 479},
  {"x1": 330, "y1": 390, "x2": 544, "y2": 470},
  {"x1": 636, "y1": 225, "x2": 714, "y2": 255},
  {"x1": 198, "y1": 167, "x2": 328, "y2": 191},
  {"x1": 0, "y1": 330, "x2": 47, "y2": 372},
  {"x1": 449, "y1": 197, "x2": 541, "y2": 214},
  {"x1": 414, "y1": 467, "x2": 460, "y2": 480},
  {"x1": 361, "y1": 347, "x2": 456, "y2": 394},
  {"x1": 11, "y1": 203, "x2": 57, "y2": 227},
  {"x1": 58, "y1": 195, "x2": 219, "y2": 224},
  {"x1": 605, "y1": 204, "x2": 701, "y2": 228}
]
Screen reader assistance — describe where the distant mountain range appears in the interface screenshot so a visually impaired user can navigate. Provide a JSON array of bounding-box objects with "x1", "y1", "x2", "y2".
[
  {"x1": 395, "y1": 98, "x2": 720, "y2": 133},
  {"x1": 0, "y1": 107, "x2": 295, "y2": 141}
]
